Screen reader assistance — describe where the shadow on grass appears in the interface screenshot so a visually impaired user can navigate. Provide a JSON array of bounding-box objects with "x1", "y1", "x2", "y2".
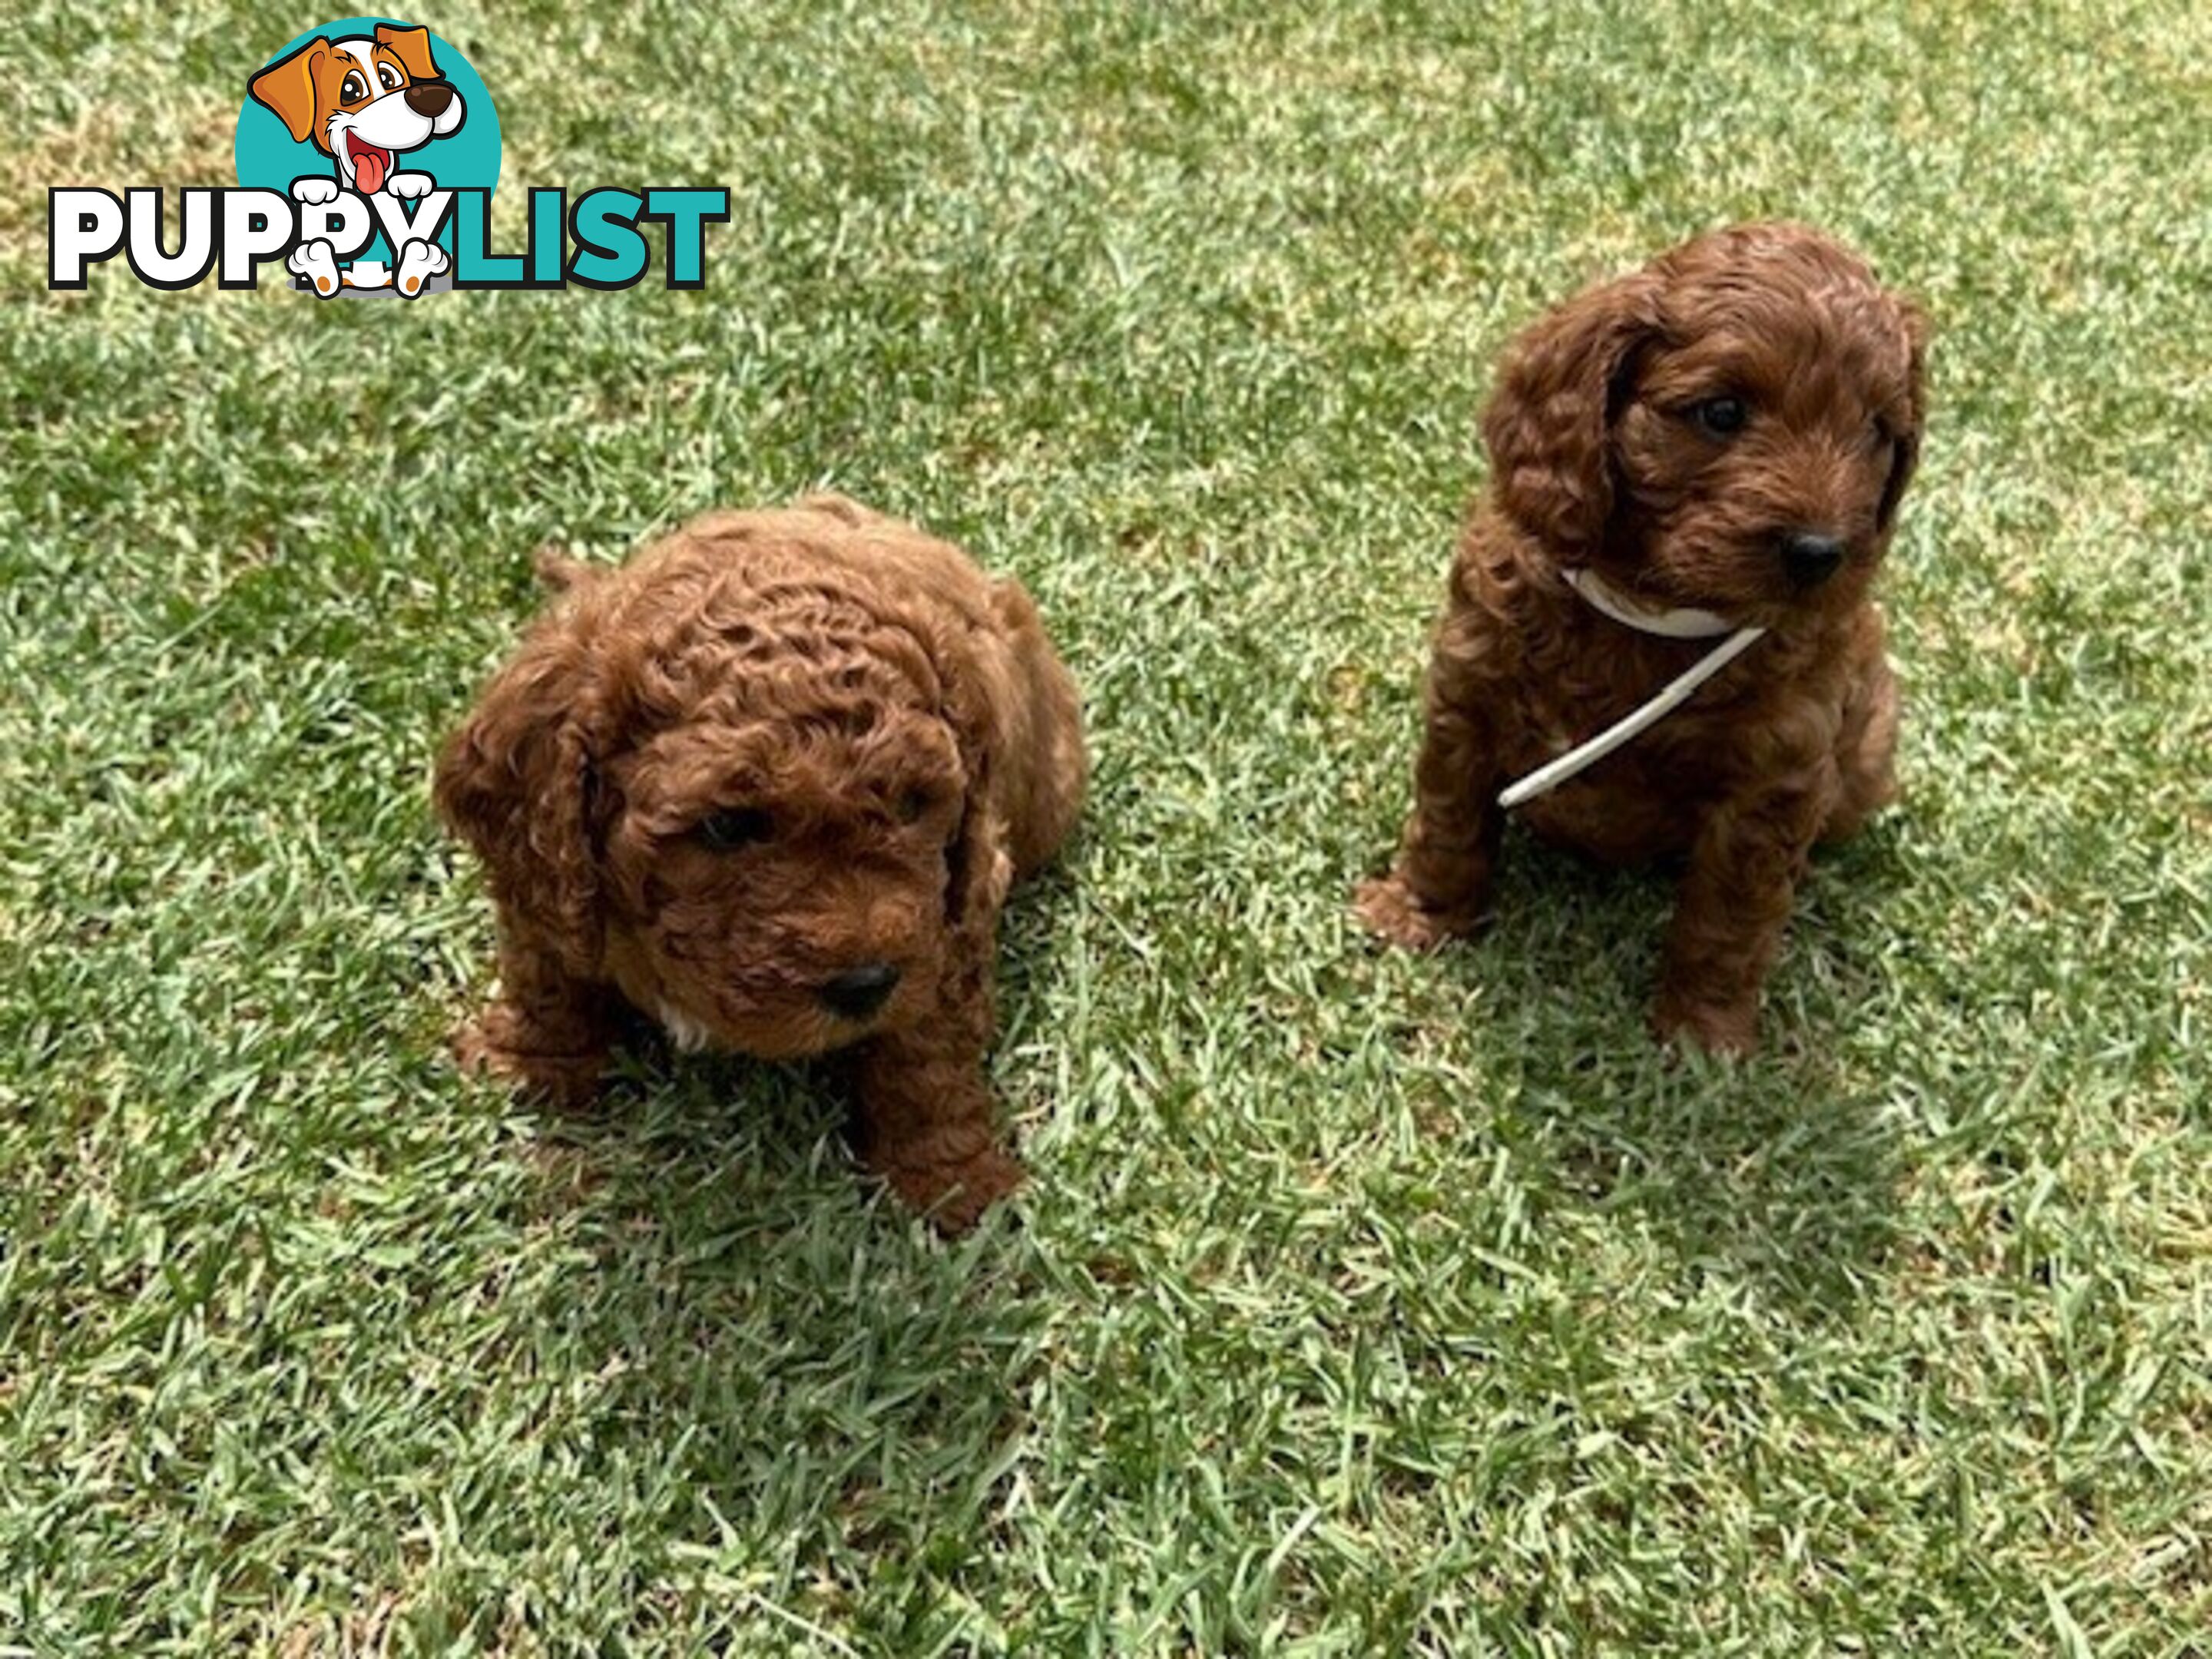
[
  {"x1": 475, "y1": 876, "x2": 1085, "y2": 1608},
  {"x1": 507, "y1": 1058, "x2": 1043, "y2": 1621},
  {"x1": 1441, "y1": 815, "x2": 1919, "y2": 1316}
]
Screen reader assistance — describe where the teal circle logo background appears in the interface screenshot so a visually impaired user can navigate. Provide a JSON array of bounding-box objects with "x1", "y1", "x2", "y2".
[{"x1": 233, "y1": 17, "x2": 501, "y2": 268}]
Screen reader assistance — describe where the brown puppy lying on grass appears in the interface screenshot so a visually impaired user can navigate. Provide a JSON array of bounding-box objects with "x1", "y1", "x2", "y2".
[
  {"x1": 1358, "y1": 224, "x2": 1927, "y2": 1055},
  {"x1": 436, "y1": 495, "x2": 1087, "y2": 1230}
]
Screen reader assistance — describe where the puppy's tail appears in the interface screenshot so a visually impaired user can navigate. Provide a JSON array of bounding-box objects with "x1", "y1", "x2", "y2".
[{"x1": 531, "y1": 543, "x2": 600, "y2": 593}]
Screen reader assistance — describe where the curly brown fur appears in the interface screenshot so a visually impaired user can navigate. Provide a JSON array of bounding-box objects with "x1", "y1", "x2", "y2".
[
  {"x1": 1356, "y1": 223, "x2": 1928, "y2": 1055},
  {"x1": 435, "y1": 495, "x2": 1088, "y2": 1228}
]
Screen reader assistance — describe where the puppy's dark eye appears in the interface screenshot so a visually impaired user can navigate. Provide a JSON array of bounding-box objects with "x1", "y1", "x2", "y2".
[
  {"x1": 1690, "y1": 395, "x2": 1749, "y2": 438},
  {"x1": 893, "y1": 788, "x2": 932, "y2": 826},
  {"x1": 377, "y1": 63, "x2": 402, "y2": 91},
  {"x1": 340, "y1": 71, "x2": 369, "y2": 102},
  {"x1": 694, "y1": 807, "x2": 772, "y2": 851}
]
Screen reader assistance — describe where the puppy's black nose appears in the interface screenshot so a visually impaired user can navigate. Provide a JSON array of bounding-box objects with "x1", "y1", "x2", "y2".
[
  {"x1": 1780, "y1": 530, "x2": 1846, "y2": 588},
  {"x1": 820, "y1": 964, "x2": 901, "y2": 1020},
  {"x1": 405, "y1": 82, "x2": 455, "y2": 118}
]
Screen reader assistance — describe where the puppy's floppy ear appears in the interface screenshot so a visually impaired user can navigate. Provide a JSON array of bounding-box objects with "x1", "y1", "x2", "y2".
[
  {"x1": 249, "y1": 38, "x2": 330, "y2": 146},
  {"x1": 1482, "y1": 270, "x2": 1664, "y2": 551},
  {"x1": 1878, "y1": 295, "x2": 1930, "y2": 531},
  {"x1": 434, "y1": 610, "x2": 611, "y2": 979},
  {"x1": 932, "y1": 638, "x2": 1016, "y2": 943},
  {"x1": 793, "y1": 492, "x2": 878, "y2": 528},
  {"x1": 375, "y1": 24, "x2": 442, "y2": 81},
  {"x1": 531, "y1": 542, "x2": 601, "y2": 595}
]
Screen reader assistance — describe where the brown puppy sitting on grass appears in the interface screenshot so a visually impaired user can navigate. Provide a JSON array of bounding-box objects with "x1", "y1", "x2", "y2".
[
  {"x1": 1357, "y1": 224, "x2": 1927, "y2": 1055},
  {"x1": 435, "y1": 495, "x2": 1087, "y2": 1230}
]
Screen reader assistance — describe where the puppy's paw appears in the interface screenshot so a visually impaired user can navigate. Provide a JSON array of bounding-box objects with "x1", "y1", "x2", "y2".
[
  {"x1": 1649, "y1": 993, "x2": 1760, "y2": 1058},
  {"x1": 388, "y1": 171, "x2": 436, "y2": 200},
  {"x1": 885, "y1": 1147, "x2": 1026, "y2": 1235},
  {"x1": 290, "y1": 175, "x2": 340, "y2": 205},
  {"x1": 1353, "y1": 874, "x2": 1482, "y2": 952},
  {"x1": 286, "y1": 238, "x2": 342, "y2": 297},
  {"x1": 452, "y1": 1010, "x2": 606, "y2": 1109},
  {"x1": 395, "y1": 238, "x2": 449, "y2": 297}
]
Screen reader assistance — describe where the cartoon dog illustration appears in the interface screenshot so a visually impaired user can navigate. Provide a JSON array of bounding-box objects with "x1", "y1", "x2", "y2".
[{"x1": 247, "y1": 24, "x2": 465, "y2": 298}]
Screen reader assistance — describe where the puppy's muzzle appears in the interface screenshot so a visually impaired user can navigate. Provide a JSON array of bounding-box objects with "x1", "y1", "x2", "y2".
[
  {"x1": 1780, "y1": 529, "x2": 1846, "y2": 589},
  {"x1": 819, "y1": 963, "x2": 901, "y2": 1020}
]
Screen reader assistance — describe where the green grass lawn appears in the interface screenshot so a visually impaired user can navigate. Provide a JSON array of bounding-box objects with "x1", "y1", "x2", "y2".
[{"x1": 5, "y1": 0, "x2": 2210, "y2": 1651}]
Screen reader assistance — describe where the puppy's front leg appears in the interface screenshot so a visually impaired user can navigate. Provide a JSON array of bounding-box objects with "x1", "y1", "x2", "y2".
[
  {"x1": 1356, "y1": 603, "x2": 1508, "y2": 950},
  {"x1": 849, "y1": 975, "x2": 1023, "y2": 1233},
  {"x1": 454, "y1": 929, "x2": 615, "y2": 1109},
  {"x1": 1651, "y1": 773, "x2": 1831, "y2": 1055}
]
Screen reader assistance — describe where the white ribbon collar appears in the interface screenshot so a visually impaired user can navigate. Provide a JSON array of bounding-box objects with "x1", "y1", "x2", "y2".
[
  {"x1": 1559, "y1": 567, "x2": 1738, "y2": 640},
  {"x1": 1496, "y1": 568, "x2": 1767, "y2": 810}
]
